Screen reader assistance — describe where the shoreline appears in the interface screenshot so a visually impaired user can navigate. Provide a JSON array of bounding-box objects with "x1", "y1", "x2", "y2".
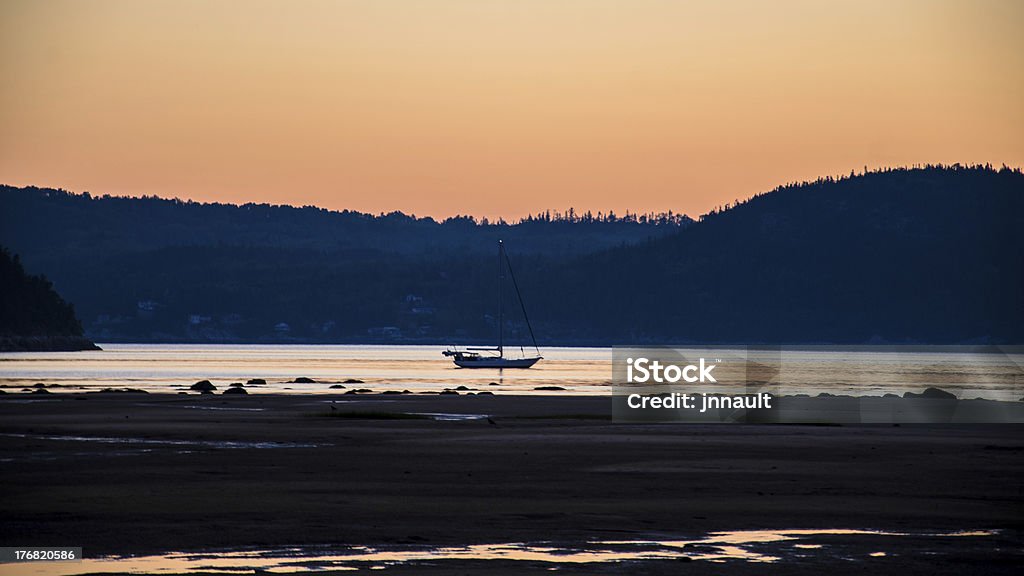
[
  {"x1": 5, "y1": 388, "x2": 1023, "y2": 423},
  {"x1": 0, "y1": 335, "x2": 100, "y2": 352}
]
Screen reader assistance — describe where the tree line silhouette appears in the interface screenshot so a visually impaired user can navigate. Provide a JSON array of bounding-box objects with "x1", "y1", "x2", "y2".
[
  {"x1": 0, "y1": 247, "x2": 98, "y2": 350},
  {"x1": 1, "y1": 164, "x2": 1020, "y2": 344}
]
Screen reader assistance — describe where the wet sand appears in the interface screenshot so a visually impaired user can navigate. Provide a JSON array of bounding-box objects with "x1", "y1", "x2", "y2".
[{"x1": 0, "y1": 392, "x2": 1021, "y2": 574}]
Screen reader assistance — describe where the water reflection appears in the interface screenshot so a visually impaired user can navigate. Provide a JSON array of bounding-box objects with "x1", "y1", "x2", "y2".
[
  {"x1": 410, "y1": 412, "x2": 491, "y2": 421},
  {"x1": 0, "y1": 529, "x2": 996, "y2": 575},
  {"x1": 0, "y1": 344, "x2": 1022, "y2": 399}
]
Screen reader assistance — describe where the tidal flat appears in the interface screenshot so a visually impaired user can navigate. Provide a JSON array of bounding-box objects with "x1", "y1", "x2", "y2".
[{"x1": 0, "y1": 393, "x2": 1021, "y2": 574}]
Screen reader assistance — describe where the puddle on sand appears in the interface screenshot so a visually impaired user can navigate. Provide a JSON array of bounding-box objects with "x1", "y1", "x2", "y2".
[
  {"x1": 410, "y1": 412, "x2": 491, "y2": 421},
  {"x1": 0, "y1": 433, "x2": 320, "y2": 450},
  {"x1": 599, "y1": 529, "x2": 998, "y2": 563},
  {"x1": 136, "y1": 404, "x2": 267, "y2": 412},
  {"x1": 0, "y1": 529, "x2": 998, "y2": 575}
]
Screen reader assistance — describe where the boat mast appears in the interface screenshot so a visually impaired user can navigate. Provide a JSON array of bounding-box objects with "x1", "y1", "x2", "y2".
[
  {"x1": 497, "y1": 240, "x2": 504, "y2": 358},
  {"x1": 502, "y1": 244, "x2": 540, "y2": 357}
]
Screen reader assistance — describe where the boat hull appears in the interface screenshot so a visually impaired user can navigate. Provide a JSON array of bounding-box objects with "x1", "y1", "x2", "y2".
[{"x1": 453, "y1": 356, "x2": 541, "y2": 369}]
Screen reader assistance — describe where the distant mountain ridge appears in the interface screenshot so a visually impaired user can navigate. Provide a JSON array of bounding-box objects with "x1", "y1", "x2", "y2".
[
  {"x1": 0, "y1": 185, "x2": 689, "y2": 345},
  {"x1": 0, "y1": 186, "x2": 690, "y2": 262},
  {"x1": 535, "y1": 164, "x2": 1024, "y2": 343},
  {"x1": 1, "y1": 164, "x2": 1020, "y2": 344}
]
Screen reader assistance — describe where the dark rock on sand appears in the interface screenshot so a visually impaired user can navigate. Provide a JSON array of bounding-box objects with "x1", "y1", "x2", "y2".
[
  {"x1": 191, "y1": 380, "x2": 216, "y2": 391},
  {"x1": 477, "y1": 391, "x2": 494, "y2": 395},
  {"x1": 229, "y1": 382, "x2": 245, "y2": 387},
  {"x1": 440, "y1": 390, "x2": 459, "y2": 395},
  {"x1": 292, "y1": 377, "x2": 316, "y2": 384},
  {"x1": 455, "y1": 385, "x2": 471, "y2": 391},
  {"x1": 33, "y1": 383, "x2": 48, "y2": 388},
  {"x1": 904, "y1": 387, "x2": 957, "y2": 400},
  {"x1": 329, "y1": 384, "x2": 346, "y2": 389},
  {"x1": 343, "y1": 379, "x2": 364, "y2": 384},
  {"x1": 489, "y1": 382, "x2": 499, "y2": 386},
  {"x1": 922, "y1": 387, "x2": 957, "y2": 399},
  {"x1": 223, "y1": 387, "x2": 248, "y2": 395},
  {"x1": 247, "y1": 379, "x2": 266, "y2": 385},
  {"x1": 883, "y1": 393, "x2": 900, "y2": 398},
  {"x1": 381, "y1": 390, "x2": 404, "y2": 395},
  {"x1": 534, "y1": 386, "x2": 566, "y2": 391},
  {"x1": 31, "y1": 388, "x2": 51, "y2": 394}
]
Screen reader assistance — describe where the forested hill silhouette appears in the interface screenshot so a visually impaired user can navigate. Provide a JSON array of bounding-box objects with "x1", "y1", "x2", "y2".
[
  {"x1": 536, "y1": 164, "x2": 1024, "y2": 343},
  {"x1": 0, "y1": 247, "x2": 98, "y2": 351},
  {"x1": 0, "y1": 165, "x2": 1020, "y2": 344},
  {"x1": 0, "y1": 185, "x2": 687, "y2": 344},
  {"x1": 0, "y1": 186, "x2": 689, "y2": 262}
]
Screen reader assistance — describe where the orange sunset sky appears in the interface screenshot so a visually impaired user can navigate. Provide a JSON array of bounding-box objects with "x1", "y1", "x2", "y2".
[{"x1": 1, "y1": 0, "x2": 1022, "y2": 220}]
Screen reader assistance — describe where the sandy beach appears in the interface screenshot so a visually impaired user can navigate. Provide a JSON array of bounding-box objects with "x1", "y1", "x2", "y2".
[{"x1": 0, "y1": 391, "x2": 1021, "y2": 574}]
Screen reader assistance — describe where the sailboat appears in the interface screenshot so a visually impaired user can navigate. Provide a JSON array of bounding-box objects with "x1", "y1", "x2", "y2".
[{"x1": 443, "y1": 240, "x2": 542, "y2": 368}]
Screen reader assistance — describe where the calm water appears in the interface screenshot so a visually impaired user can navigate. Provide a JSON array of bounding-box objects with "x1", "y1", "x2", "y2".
[{"x1": 0, "y1": 344, "x2": 1021, "y2": 399}]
